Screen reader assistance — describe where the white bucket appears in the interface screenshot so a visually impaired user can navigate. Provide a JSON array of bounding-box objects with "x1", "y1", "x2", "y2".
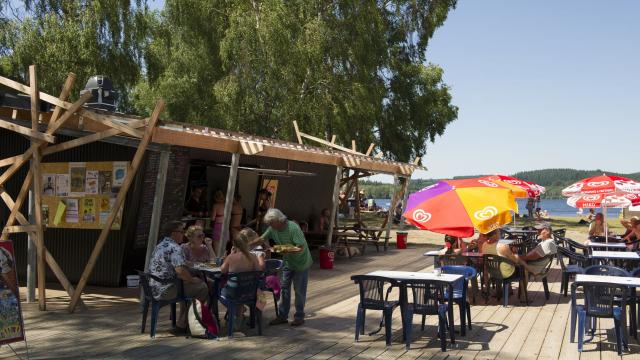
[{"x1": 126, "y1": 275, "x2": 140, "y2": 288}]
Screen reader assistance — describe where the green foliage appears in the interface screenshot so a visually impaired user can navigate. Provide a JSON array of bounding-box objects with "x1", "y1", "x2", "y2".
[{"x1": 0, "y1": 1, "x2": 151, "y2": 109}]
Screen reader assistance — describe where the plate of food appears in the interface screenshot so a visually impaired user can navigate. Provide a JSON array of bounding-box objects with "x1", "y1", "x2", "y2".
[
  {"x1": 272, "y1": 244, "x2": 302, "y2": 253},
  {"x1": 191, "y1": 262, "x2": 221, "y2": 272}
]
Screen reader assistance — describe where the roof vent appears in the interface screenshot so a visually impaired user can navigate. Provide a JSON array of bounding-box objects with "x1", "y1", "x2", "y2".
[{"x1": 80, "y1": 75, "x2": 118, "y2": 111}]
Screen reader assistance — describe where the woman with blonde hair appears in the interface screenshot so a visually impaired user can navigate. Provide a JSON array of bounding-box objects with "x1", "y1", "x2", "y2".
[{"x1": 181, "y1": 225, "x2": 216, "y2": 263}]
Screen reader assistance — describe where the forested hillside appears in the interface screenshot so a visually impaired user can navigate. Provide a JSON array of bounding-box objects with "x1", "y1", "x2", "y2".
[{"x1": 360, "y1": 169, "x2": 640, "y2": 199}]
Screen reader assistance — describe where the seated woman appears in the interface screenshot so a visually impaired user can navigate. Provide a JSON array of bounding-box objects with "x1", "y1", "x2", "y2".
[
  {"x1": 588, "y1": 213, "x2": 606, "y2": 238},
  {"x1": 439, "y1": 235, "x2": 467, "y2": 255},
  {"x1": 220, "y1": 231, "x2": 265, "y2": 322},
  {"x1": 516, "y1": 225, "x2": 557, "y2": 275},
  {"x1": 479, "y1": 229, "x2": 524, "y2": 278},
  {"x1": 623, "y1": 218, "x2": 640, "y2": 249},
  {"x1": 181, "y1": 225, "x2": 216, "y2": 263}
]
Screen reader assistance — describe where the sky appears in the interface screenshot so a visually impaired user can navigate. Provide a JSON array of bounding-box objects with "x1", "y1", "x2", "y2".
[
  {"x1": 405, "y1": 0, "x2": 640, "y2": 181},
  {"x1": 151, "y1": 0, "x2": 640, "y2": 182}
]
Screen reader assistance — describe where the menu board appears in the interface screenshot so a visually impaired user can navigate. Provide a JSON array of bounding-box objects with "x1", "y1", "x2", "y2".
[
  {"x1": 0, "y1": 241, "x2": 25, "y2": 345},
  {"x1": 40, "y1": 162, "x2": 127, "y2": 230}
]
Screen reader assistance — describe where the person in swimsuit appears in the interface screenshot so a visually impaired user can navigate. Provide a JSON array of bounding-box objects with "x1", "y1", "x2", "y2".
[
  {"x1": 230, "y1": 193, "x2": 244, "y2": 240},
  {"x1": 210, "y1": 190, "x2": 227, "y2": 253}
]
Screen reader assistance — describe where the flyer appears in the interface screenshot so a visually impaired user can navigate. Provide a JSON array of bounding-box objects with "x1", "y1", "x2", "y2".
[
  {"x1": 98, "y1": 171, "x2": 112, "y2": 194},
  {"x1": 69, "y1": 163, "x2": 86, "y2": 194},
  {"x1": 42, "y1": 174, "x2": 56, "y2": 196},
  {"x1": 42, "y1": 205, "x2": 49, "y2": 225},
  {"x1": 85, "y1": 170, "x2": 99, "y2": 195},
  {"x1": 65, "y1": 199, "x2": 79, "y2": 223},
  {"x1": 0, "y1": 241, "x2": 25, "y2": 345},
  {"x1": 55, "y1": 174, "x2": 70, "y2": 196},
  {"x1": 112, "y1": 162, "x2": 127, "y2": 187},
  {"x1": 82, "y1": 198, "x2": 96, "y2": 222},
  {"x1": 53, "y1": 201, "x2": 66, "y2": 226}
]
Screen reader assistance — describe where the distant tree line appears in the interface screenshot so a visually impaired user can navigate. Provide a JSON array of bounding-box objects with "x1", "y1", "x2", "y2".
[{"x1": 360, "y1": 169, "x2": 640, "y2": 199}]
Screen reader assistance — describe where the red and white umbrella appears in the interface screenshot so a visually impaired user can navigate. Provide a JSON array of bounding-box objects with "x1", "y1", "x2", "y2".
[
  {"x1": 483, "y1": 174, "x2": 545, "y2": 198},
  {"x1": 562, "y1": 174, "x2": 640, "y2": 241},
  {"x1": 567, "y1": 193, "x2": 640, "y2": 209},
  {"x1": 562, "y1": 174, "x2": 640, "y2": 197}
]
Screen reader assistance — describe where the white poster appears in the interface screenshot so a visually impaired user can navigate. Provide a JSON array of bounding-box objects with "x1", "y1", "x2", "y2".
[
  {"x1": 85, "y1": 170, "x2": 99, "y2": 195},
  {"x1": 65, "y1": 199, "x2": 79, "y2": 223},
  {"x1": 42, "y1": 174, "x2": 56, "y2": 196},
  {"x1": 55, "y1": 174, "x2": 70, "y2": 196}
]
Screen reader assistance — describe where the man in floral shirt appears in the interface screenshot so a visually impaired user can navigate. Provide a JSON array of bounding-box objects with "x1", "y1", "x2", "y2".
[{"x1": 149, "y1": 221, "x2": 209, "y2": 334}]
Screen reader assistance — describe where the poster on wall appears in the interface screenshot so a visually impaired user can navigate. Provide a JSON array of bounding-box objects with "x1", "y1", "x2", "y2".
[
  {"x1": 85, "y1": 171, "x2": 99, "y2": 195},
  {"x1": 0, "y1": 241, "x2": 26, "y2": 345},
  {"x1": 40, "y1": 162, "x2": 126, "y2": 230},
  {"x1": 112, "y1": 162, "x2": 127, "y2": 188},
  {"x1": 261, "y1": 178, "x2": 279, "y2": 208},
  {"x1": 69, "y1": 163, "x2": 86, "y2": 195},
  {"x1": 42, "y1": 174, "x2": 56, "y2": 195},
  {"x1": 55, "y1": 174, "x2": 69, "y2": 196}
]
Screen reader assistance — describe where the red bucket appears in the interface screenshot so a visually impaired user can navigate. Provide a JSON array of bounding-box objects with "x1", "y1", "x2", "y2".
[
  {"x1": 396, "y1": 231, "x2": 408, "y2": 249},
  {"x1": 319, "y1": 247, "x2": 334, "y2": 269}
]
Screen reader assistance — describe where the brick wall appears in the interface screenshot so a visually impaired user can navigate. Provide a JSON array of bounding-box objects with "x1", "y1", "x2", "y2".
[{"x1": 133, "y1": 146, "x2": 190, "y2": 249}]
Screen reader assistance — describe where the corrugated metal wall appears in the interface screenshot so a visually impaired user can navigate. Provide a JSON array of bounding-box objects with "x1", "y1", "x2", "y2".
[{"x1": 0, "y1": 128, "x2": 145, "y2": 286}]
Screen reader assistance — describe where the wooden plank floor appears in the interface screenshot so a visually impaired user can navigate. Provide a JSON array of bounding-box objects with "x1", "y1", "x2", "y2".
[{"x1": 1, "y1": 244, "x2": 639, "y2": 359}]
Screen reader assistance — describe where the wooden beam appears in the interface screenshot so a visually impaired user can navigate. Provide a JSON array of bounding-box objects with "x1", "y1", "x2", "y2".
[
  {"x1": 398, "y1": 177, "x2": 411, "y2": 231},
  {"x1": 69, "y1": 100, "x2": 165, "y2": 313},
  {"x1": 29, "y1": 65, "x2": 46, "y2": 310},
  {"x1": 239, "y1": 140, "x2": 264, "y2": 155},
  {"x1": 44, "y1": 249, "x2": 85, "y2": 309},
  {"x1": 78, "y1": 109, "x2": 144, "y2": 138},
  {"x1": 365, "y1": 143, "x2": 375, "y2": 156},
  {"x1": 143, "y1": 150, "x2": 170, "y2": 274},
  {"x1": 326, "y1": 165, "x2": 343, "y2": 247},
  {"x1": 330, "y1": 135, "x2": 336, "y2": 144},
  {"x1": 0, "y1": 170, "x2": 33, "y2": 240},
  {"x1": 375, "y1": 152, "x2": 384, "y2": 159},
  {"x1": 2, "y1": 225, "x2": 38, "y2": 234},
  {"x1": 412, "y1": 157, "x2": 421, "y2": 165},
  {"x1": 0, "y1": 76, "x2": 73, "y2": 110},
  {"x1": 298, "y1": 132, "x2": 363, "y2": 156},
  {"x1": 218, "y1": 152, "x2": 240, "y2": 256},
  {"x1": 48, "y1": 73, "x2": 76, "y2": 127},
  {"x1": 292, "y1": 121, "x2": 303, "y2": 144},
  {"x1": 0, "y1": 118, "x2": 55, "y2": 143},
  {"x1": 0, "y1": 147, "x2": 36, "y2": 187},
  {"x1": 47, "y1": 92, "x2": 92, "y2": 135},
  {"x1": 42, "y1": 119, "x2": 146, "y2": 156},
  {"x1": 351, "y1": 140, "x2": 356, "y2": 152}
]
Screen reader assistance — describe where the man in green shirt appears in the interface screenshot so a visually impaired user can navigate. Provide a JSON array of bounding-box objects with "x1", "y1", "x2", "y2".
[{"x1": 259, "y1": 208, "x2": 312, "y2": 326}]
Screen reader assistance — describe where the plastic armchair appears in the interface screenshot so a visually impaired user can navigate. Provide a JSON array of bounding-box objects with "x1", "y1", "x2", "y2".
[
  {"x1": 351, "y1": 275, "x2": 399, "y2": 346},
  {"x1": 219, "y1": 271, "x2": 264, "y2": 338},
  {"x1": 571, "y1": 282, "x2": 629, "y2": 355},
  {"x1": 138, "y1": 271, "x2": 192, "y2": 338},
  {"x1": 483, "y1": 254, "x2": 527, "y2": 307},
  {"x1": 262, "y1": 259, "x2": 284, "y2": 317},
  {"x1": 402, "y1": 279, "x2": 450, "y2": 351},
  {"x1": 441, "y1": 265, "x2": 477, "y2": 335},
  {"x1": 557, "y1": 246, "x2": 589, "y2": 296},
  {"x1": 565, "y1": 238, "x2": 591, "y2": 256}
]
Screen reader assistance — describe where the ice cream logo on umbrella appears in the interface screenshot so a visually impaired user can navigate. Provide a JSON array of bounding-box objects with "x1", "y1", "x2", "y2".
[
  {"x1": 412, "y1": 209, "x2": 432, "y2": 223},
  {"x1": 587, "y1": 181, "x2": 610, "y2": 187},
  {"x1": 504, "y1": 180, "x2": 522, "y2": 185},
  {"x1": 582, "y1": 194, "x2": 600, "y2": 201},
  {"x1": 615, "y1": 180, "x2": 640, "y2": 192},
  {"x1": 477, "y1": 180, "x2": 498, "y2": 188},
  {"x1": 474, "y1": 206, "x2": 498, "y2": 221}
]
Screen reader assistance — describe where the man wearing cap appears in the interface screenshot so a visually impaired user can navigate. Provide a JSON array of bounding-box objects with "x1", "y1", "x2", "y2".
[
  {"x1": 148, "y1": 220, "x2": 210, "y2": 335},
  {"x1": 516, "y1": 224, "x2": 557, "y2": 275}
]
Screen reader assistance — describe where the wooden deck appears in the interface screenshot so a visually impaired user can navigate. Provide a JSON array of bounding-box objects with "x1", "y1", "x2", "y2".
[{"x1": 2, "y1": 244, "x2": 640, "y2": 359}]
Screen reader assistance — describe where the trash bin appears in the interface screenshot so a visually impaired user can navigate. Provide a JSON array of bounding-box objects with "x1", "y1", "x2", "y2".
[
  {"x1": 126, "y1": 274, "x2": 140, "y2": 288},
  {"x1": 319, "y1": 246, "x2": 334, "y2": 269},
  {"x1": 396, "y1": 231, "x2": 408, "y2": 249}
]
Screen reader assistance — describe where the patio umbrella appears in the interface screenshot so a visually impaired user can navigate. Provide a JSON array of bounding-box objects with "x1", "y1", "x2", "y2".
[
  {"x1": 403, "y1": 179, "x2": 518, "y2": 238},
  {"x1": 562, "y1": 174, "x2": 640, "y2": 241},
  {"x1": 482, "y1": 174, "x2": 545, "y2": 198}
]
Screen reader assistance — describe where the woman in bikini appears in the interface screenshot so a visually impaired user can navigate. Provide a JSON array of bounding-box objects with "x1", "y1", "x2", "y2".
[{"x1": 210, "y1": 190, "x2": 227, "y2": 254}]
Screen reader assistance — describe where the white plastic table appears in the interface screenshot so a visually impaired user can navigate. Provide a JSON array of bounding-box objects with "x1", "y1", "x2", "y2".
[
  {"x1": 590, "y1": 251, "x2": 640, "y2": 260},
  {"x1": 587, "y1": 242, "x2": 627, "y2": 249},
  {"x1": 575, "y1": 274, "x2": 640, "y2": 287}
]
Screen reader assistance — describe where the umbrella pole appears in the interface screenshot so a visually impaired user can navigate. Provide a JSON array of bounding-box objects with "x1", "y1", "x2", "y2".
[{"x1": 603, "y1": 206, "x2": 608, "y2": 243}]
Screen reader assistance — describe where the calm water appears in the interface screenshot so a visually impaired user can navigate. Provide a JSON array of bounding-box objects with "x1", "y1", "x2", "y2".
[{"x1": 375, "y1": 198, "x2": 623, "y2": 218}]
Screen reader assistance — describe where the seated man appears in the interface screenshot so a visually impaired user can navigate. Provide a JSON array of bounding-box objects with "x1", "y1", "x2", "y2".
[
  {"x1": 148, "y1": 221, "x2": 210, "y2": 335},
  {"x1": 516, "y1": 224, "x2": 557, "y2": 275}
]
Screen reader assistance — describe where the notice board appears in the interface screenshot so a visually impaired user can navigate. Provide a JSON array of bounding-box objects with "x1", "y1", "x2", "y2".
[{"x1": 40, "y1": 162, "x2": 127, "y2": 230}]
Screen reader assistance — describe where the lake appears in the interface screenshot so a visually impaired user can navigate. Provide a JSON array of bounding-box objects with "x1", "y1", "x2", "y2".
[{"x1": 374, "y1": 198, "x2": 624, "y2": 218}]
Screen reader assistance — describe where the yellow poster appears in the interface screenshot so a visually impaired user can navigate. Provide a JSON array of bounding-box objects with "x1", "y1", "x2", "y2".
[
  {"x1": 261, "y1": 178, "x2": 279, "y2": 207},
  {"x1": 40, "y1": 162, "x2": 127, "y2": 230}
]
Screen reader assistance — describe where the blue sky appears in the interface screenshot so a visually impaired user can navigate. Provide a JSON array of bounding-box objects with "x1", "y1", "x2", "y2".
[{"x1": 407, "y1": 0, "x2": 640, "y2": 180}]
